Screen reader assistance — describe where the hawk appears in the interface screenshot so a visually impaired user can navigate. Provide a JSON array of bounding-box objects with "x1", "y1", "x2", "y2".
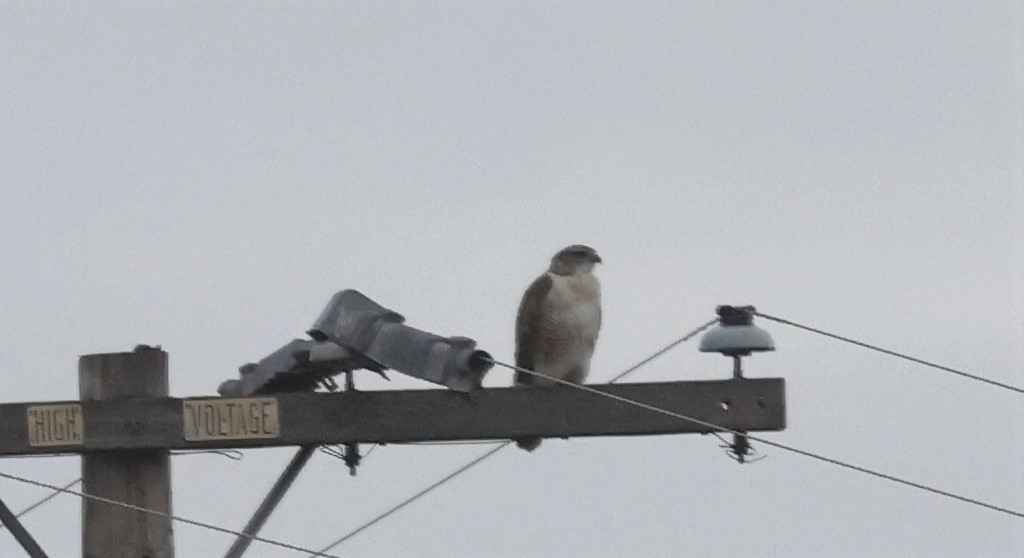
[{"x1": 513, "y1": 244, "x2": 602, "y2": 451}]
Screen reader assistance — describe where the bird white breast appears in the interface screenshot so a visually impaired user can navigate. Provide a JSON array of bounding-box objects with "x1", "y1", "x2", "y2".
[
  {"x1": 547, "y1": 271, "x2": 601, "y2": 339},
  {"x1": 535, "y1": 271, "x2": 601, "y2": 383}
]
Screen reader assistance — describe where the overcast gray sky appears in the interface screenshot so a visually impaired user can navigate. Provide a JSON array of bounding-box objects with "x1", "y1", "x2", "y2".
[{"x1": 2, "y1": 2, "x2": 1023, "y2": 557}]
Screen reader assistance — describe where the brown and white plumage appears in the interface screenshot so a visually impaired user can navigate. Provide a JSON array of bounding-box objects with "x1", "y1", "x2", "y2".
[{"x1": 513, "y1": 244, "x2": 602, "y2": 451}]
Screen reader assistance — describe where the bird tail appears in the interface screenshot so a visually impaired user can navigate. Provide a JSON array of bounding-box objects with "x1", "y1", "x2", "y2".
[
  {"x1": 512, "y1": 364, "x2": 540, "y2": 450},
  {"x1": 515, "y1": 436, "x2": 542, "y2": 452},
  {"x1": 513, "y1": 368, "x2": 533, "y2": 386}
]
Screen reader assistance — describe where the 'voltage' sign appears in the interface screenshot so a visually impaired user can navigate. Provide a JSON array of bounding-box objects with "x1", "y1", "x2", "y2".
[{"x1": 182, "y1": 397, "x2": 279, "y2": 441}]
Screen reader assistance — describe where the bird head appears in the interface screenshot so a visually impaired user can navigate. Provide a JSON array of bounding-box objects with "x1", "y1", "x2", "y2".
[{"x1": 549, "y1": 244, "x2": 602, "y2": 276}]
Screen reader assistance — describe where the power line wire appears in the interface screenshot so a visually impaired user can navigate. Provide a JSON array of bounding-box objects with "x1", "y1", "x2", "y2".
[
  {"x1": 608, "y1": 318, "x2": 718, "y2": 383},
  {"x1": 311, "y1": 319, "x2": 717, "y2": 554},
  {"x1": 310, "y1": 443, "x2": 508, "y2": 557},
  {"x1": 6, "y1": 449, "x2": 244, "y2": 460},
  {"x1": 393, "y1": 440, "x2": 507, "y2": 446},
  {"x1": 491, "y1": 360, "x2": 1024, "y2": 521},
  {"x1": 754, "y1": 311, "x2": 1024, "y2": 395},
  {"x1": 0, "y1": 471, "x2": 342, "y2": 557},
  {"x1": 0, "y1": 477, "x2": 81, "y2": 533},
  {"x1": 0, "y1": 451, "x2": 242, "y2": 534},
  {"x1": 319, "y1": 443, "x2": 380, "y2": 462},
  {"x1": 170, "y1": 449, "x2": 244, "y2": 460}
]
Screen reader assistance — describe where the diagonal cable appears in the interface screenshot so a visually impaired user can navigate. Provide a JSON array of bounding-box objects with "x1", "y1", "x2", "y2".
[
  {"x1": 1, "y1": 452, "x2": 240, "y2": 533},
  {"x1": 754, "y1": 311, "x2": 1024, "y2": 395},
  {"x1": 607, "y1": 318, "x2": 718, "y2": 382},
  {"x1": 0, "y1": 477, "x2": 81, "y2": 533},
  {"x1": 309, "y1": 443, "x2": 507, "y2": 557},
  {"x1": 310, "y1": 318, "x2": 717, "y2": 555},
  {"x1": 0, "y1": 471, "x2": 342, "y2": 557},
  {"x1": 491, "y1": 360, "x2": 1024, "y2": 521}
]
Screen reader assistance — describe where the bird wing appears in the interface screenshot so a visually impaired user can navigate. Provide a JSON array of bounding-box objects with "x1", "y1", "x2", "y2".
[{"x1": 514, "y1": 273, "x2": 553, "y2": 385}]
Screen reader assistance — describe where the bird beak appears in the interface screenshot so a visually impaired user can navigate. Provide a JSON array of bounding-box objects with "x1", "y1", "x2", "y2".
[{"x1": 592, "y1": 254, "x2": 602, "y2": 264}]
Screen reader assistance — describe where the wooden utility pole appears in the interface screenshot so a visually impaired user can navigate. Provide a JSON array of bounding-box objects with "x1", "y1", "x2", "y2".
[
  {"x1": 0, "y1": 348, "x2": 786, "y2": 556},
  {"x1": 79, "y1": 347, "x2": 173, "y2": 558}
]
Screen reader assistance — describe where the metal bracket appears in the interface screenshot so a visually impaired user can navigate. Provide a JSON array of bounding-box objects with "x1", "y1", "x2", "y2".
[
  {"x1": 222, "y1": 445, "x2": 316, "y2": 558},
  {"x1": 723, "y1": 355, "x2": 764, "y2": 464},
  {"x1": 343, "y1": 370, "x2": 359, "y2": 476}
]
